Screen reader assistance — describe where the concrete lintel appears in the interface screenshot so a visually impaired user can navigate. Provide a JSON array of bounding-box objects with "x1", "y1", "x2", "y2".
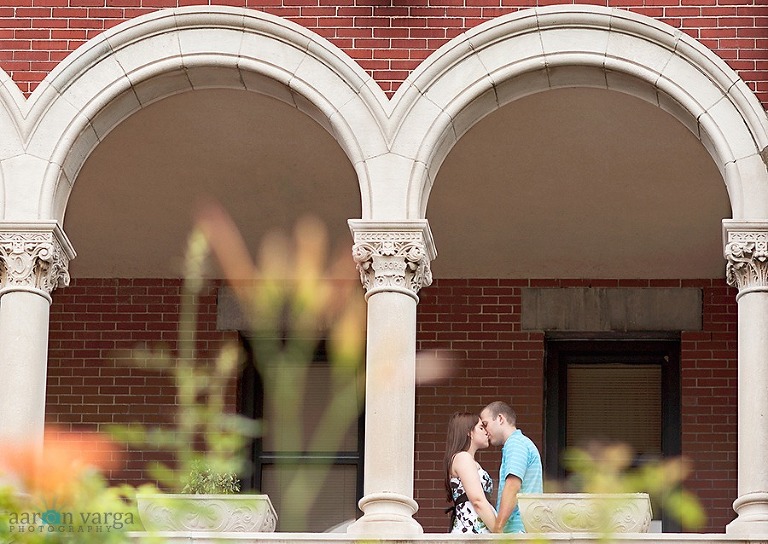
[{"x1": 521, "y1": 287, "x2": 702, "y2": 332}]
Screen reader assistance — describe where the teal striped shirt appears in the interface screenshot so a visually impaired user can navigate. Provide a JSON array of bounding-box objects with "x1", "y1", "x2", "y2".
[{"x1": 497, "y1": 429, "x2": 543, "y2": 533}]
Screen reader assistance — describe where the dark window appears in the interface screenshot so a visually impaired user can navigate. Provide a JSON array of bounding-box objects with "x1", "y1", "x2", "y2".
[
  {"x1": 238, "y1": 336, "x2": 364, "y2": 532},
  {"x1": 545, "y1": 335, "x2": 681, "y2": 531}
]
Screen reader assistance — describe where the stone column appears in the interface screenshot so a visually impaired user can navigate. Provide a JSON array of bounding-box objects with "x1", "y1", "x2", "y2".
[
  {"x1": 346, "y1": 220, "x2": 436, "y2": 537},
  {"x1": 0, "y1": 222, "x2": 75, "y2": 448},
  {"x1": 723, "y1": 220, "x2": 768, "y2": 535}
]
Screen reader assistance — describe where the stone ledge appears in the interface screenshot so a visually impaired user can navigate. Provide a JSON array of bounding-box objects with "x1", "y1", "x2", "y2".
[{"x1": 128, "y1": 532, "x2": 768, "y2": 544}]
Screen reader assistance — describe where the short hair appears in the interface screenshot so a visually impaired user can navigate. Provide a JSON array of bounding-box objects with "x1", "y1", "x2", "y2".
[{"x1": 485, "y1": 401, "x2": 517, "y2": 425}]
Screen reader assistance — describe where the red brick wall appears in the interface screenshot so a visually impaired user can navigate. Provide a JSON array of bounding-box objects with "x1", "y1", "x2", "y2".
[
  {"x1": 1, "y1": 1, "x2": 766, "y2": 106},
  {"x1": 46, "y1": 276, "x2": 738, "y2": 531},
  {"x1": 414, "y1": 278, "x2": 738, "y2": 533},
  {"x1": 46, "y1": 278, "x2": 238, "y2": 486},
  {"x1": 680, "y1": 280, "x2": 739, "y2": 531}
]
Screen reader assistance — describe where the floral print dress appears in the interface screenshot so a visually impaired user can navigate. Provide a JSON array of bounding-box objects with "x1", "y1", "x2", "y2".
[{"x1": 449, "y1": 466, "x2": 494, "y2": 533}]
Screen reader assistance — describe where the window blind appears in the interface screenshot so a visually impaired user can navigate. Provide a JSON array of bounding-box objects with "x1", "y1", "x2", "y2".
[{"x1": 566, "y1": 363, "x2": 662, "y2": 455}]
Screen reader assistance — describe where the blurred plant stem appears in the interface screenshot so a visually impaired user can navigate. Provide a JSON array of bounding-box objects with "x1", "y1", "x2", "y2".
[
  {"x1": 1, "y1": 206, "x2": 365, "y2": 539},
  {"x1": 110, "y1": 224, "x2": 259, "y2": 491},
  {"x1": 198, "y1": 204, "x2": 365, "y2": 530},
  {"x1": 112, "y1": 203, "x2": 365, "y2": 531},
  {"x1": 559, "y1": 443, "x2": 706, "y2": 531}
]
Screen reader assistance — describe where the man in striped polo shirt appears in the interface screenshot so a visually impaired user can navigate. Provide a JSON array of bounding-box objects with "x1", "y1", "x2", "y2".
[{"x1": 480, "y1": 401, "x2": 543, "y2": 533}]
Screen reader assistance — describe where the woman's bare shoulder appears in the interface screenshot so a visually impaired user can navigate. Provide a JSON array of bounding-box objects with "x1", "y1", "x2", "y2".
[{"x1": 451, "y1": 450, "x2": 475, "y2": 468}]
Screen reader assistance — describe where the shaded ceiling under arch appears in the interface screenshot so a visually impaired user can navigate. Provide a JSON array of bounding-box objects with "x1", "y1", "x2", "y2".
[
  {"x1": 64, "y1": 88, "x2": 361, "y2": 278},
  {"x1": 427, "y1": 87, "x2": 731, "y2": 279},
  {"x1": 65, "y1": 86, "x2": 731, "y2": 281}
]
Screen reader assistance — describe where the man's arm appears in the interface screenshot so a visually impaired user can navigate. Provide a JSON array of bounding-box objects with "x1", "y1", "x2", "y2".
[{"x1": 493, "y1": 474, "x2": 522, "y2": 533}]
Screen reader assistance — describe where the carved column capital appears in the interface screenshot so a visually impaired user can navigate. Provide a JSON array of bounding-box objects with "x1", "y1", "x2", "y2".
[
  {"x1": 348, "y1": 220, "x2": 437, "y2": 299},
  {"x1": 0, "y1": 222, "x2": 76, "y2": 298},
  {"x1": 723, "y1": 220, "x2": 768, "y2": 298}
]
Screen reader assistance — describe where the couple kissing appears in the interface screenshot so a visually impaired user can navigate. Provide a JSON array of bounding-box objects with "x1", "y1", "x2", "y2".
[{"x1": 444, "y1": 401, "x2": 543, "y2": 534}]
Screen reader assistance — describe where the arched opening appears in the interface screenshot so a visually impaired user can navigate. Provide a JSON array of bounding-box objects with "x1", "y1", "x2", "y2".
[
  {"x1": 49, "y1": 86, "x2": 364, "y2": 532},
  {"x1": 22, "y1": 7, "x2": 390, "y2": 532},
  {"x1": 397, "y1": 6, "x2": 768, "y2": 221},
  {"x1": 403, "y1": 9, "x2": 767, "y2": 528},
  {"x1": 414, "y1": 87, "x2": 736, "y2": 532}
]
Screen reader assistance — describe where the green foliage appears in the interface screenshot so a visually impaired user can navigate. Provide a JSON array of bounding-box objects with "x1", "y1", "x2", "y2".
[
  {"x1": 0, "y1": 473, "x2": 144, "y2": 543},
  {"x1": 109, "y1": 209, "x2": 365, "y2": 530},
  {"x1": 559, "y1": 443, "x2": 706, "y2": 531},
  {"x1": 107, "y1": 227, "x2": 261, "y2": 493},
  {"x1": 0, "y1": 210, "x2": 364, "y2": 539},
  {"x1": 197, "y1": 209, "x2": 366, "y2": 530},
  {"x1": 181, "y1": 461, "x2": 241, "y2": 495}
]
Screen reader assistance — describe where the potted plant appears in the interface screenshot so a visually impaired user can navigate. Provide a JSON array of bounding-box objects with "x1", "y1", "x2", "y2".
[
  {"x1": 136, "y1": 461, "x2": 277, "y2": 532},
  {"x1": 181, "y1": 461, "x2": 241, "y2": 494}
]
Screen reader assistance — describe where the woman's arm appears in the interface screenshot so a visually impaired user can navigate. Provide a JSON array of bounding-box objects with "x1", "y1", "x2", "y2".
[{"x1": 452, "y1": 452, "x2": 497, "y2": 531}]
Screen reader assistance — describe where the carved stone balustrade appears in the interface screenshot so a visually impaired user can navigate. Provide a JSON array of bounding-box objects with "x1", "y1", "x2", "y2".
[{"x1": 518, "y1": 493, "x2": 652, "y2": 533}]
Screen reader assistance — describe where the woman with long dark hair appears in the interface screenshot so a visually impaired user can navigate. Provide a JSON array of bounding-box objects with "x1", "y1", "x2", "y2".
[{"x1": 443, "y1": 411, "x2": 497, "y2": 533}]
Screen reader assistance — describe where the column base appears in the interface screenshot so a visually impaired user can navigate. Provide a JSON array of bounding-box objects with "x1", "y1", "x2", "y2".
[
  {"x1": 726, "y1": 493, "x2": 768, "y2": 536},
  {"x1": 346, "y1": 492, "x2": 423, "y2": 537}
]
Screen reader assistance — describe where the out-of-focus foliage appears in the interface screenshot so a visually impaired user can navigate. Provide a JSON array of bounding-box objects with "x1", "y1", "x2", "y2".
[
  {"x1": 558, "y1": 443, "x2": 706, "y2": 531},
  {"x1": 0, "y1": 428, "x2": 144, "y2": 542}
]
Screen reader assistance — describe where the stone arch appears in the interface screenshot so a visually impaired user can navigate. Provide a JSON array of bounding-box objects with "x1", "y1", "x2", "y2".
[
  {"x1": 20, "y1": 6, "x2": 390, "y2": 222},
  {"x1": 0, "y1": 69, "x2": 32, "y2": 221},
  {"x1": 391, "y1": 5, "x2": 768, "y2": 220}
]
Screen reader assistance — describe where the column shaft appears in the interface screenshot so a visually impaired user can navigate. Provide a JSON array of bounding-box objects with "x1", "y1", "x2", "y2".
[
  {"x1": 362, "y1": 290, "x2": 417, "y2": 496},
  {"x1": 346, "y1": 220, "x2": 435, "y2": 537},
  {"x1": 724, "y1": 221, "x2": 768, "y2": 535},
  {"x1": 737, "y1": 292, "x2": 768, "y2": 498},
  {"x1": 0, "y1": 291, "x2": 52, "y2": 446}
]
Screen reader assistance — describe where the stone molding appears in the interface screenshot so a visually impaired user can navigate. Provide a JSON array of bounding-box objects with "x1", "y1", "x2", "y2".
[
  {"x1": 136, "y1": 494, "x2": 277, "y2": 532},
  {"x1": 348, "y1": 220, "x2": 436, "y2": 299},
  {"x1": 16, "y1": 5, "x2": 388, "y2": 221},
  {"x1": 398, "y1": 5, "x2": 768, "y2": 219},
  {"x1": 0, "y1": 222, "x2": 76, "y2": 297},
  {"x1": 723, "y1": 220, "x2": 768, "y2": 298},
  {"x1": 0, "y1": 7, "x2": 763, "y2": 223},
  {"x1": 517, "y1": 493, "x2": 652, "y2": 533},
  {"x1": 348, "y1": 492, "x2": 423, "y2": 536}
]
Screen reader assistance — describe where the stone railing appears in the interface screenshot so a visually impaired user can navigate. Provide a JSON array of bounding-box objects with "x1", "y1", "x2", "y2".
[{"x1": 518, "y1": 493, "x2": 652, "y2": 533}]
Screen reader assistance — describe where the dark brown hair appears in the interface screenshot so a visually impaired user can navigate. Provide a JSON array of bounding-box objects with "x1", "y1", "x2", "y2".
[{"x1": 443, "y1": 411, "x2": 479, "y2": 502}]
